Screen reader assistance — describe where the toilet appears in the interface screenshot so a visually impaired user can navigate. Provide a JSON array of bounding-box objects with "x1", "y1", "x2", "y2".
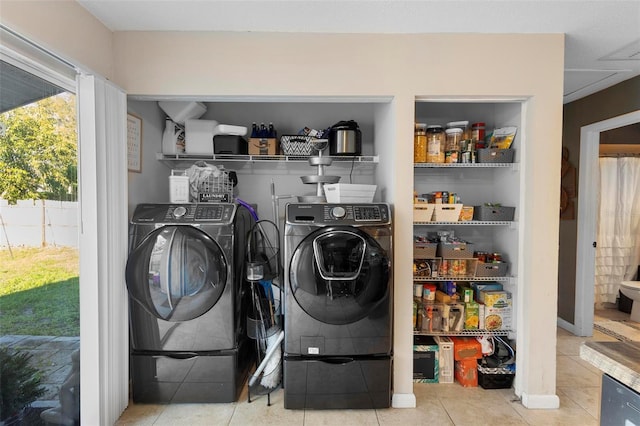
[{"x1": 619, "y1": 281, "x2": 640, "y2": 322}]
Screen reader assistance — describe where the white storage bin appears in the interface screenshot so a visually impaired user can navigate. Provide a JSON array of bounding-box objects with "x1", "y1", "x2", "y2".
[
  {"x1": 323, "y1": 184, "x2": 376, "y2": 203},
  {"x1": 185, "y1": 119, "x2": 218, "y2": 155}
]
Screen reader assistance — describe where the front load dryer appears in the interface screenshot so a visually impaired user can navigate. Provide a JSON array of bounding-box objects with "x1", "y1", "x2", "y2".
[
  {"x1": 283, "y1": 203, "x2": 393, "y2": 409},
  {"x1": 125, "y1": 203, "x2": 254, "y2": 403}
]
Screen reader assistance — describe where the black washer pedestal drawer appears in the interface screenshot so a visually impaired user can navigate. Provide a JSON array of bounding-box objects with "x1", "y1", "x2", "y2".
[{"x1": 283, "y1": 356, "x2": 392, "y2": 409}]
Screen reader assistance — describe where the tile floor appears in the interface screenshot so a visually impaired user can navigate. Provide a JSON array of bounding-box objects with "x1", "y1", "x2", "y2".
[{"x1": 116, "y1": 308, "x2": 628, "y2": 426}]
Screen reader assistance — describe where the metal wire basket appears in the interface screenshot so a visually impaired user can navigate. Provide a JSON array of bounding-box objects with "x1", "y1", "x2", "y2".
[
  {"x1": 175, "y1": 163, "x2": 235, "y2": 203},
  {"x1": 196, "y1": 170, "x2": 234, "y2": 202}
]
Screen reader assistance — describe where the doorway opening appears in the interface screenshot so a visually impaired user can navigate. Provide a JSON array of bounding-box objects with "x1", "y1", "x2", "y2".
[
  {"x1": 0, "y1": 56, "x2": 79, "y2": 425},
  {"x1": 574, "y1": 110, "x2": 640, "y2": 337}
]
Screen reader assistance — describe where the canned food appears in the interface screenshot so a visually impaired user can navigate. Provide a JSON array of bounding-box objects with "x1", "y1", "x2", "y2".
[{"x1": 445, "y1": 151, "x2": 459, "y2": 163}]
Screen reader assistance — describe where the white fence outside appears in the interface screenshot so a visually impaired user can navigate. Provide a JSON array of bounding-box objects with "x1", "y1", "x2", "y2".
[{"x1": 0, "y1": 199, "x2": 78, "y2": 248}]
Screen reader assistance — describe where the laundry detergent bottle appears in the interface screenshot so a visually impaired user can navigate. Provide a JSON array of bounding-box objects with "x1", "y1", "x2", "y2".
[{"x1": 162, "y1": 118, "x2": 180, "y2": 155}]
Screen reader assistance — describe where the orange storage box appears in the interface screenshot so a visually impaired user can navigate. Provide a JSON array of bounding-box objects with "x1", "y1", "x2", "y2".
[
  {"x1": 450, "y1": 336, "x2": 482, "y2": 361},
  {"x1": 454, "y1": 359, "x2": 478, "y2": 387}
]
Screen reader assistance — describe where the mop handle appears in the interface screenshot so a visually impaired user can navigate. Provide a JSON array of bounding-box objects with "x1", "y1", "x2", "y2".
[{"x1": 248, "y1": 330, "x2": 285, "y2": 387}]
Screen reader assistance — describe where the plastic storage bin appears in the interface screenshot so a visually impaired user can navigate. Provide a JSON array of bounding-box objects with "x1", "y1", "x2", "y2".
[
  {"x1": 476, "y1": 148, "x2": 514, "y2": 163},
  {"x1": 324, "y1": 184, "x2": 376, "y2": 203},
  {"x1": 414, "y1": 241, "x2": 437, "y2": 258},
  {"x1": 473, "y1": 205, "x2": 515, "y2": 221},
  {"x1": 477, "y1": 365, "x2": 515, "y2": 389},
  {"x1": 437, "y1": 242, "x2": 474, "y2": 259},
  {"x1": 475, "y1": 262, "x2": 509, "y2": 277}
]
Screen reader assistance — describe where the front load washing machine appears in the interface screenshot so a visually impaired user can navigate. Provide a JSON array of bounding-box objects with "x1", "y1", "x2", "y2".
[
  {"x1": 125, "y1": 203, "x2": 254, "y2": 403},
  {"x1": 283, "y1": 203, "x2": 393, "y2": 409}
]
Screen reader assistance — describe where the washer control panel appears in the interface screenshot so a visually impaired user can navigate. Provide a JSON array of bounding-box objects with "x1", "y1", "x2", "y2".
[{"x1": 286, "y1": 203, "x2": 391, "y2": 225}]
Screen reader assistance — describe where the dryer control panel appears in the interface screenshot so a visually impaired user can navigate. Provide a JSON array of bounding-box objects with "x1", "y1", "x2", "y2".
[
  {"x1": 131, "y1": 203, "x2": 236, "y2": 224},
  {"x1": 286, "y1": 203, "x2": 391, "y2": 226}
]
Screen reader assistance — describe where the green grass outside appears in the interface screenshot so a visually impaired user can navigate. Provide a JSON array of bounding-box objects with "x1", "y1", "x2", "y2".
[{"x1": 0, "y1": 247, "x2": 79, "y2": 336}]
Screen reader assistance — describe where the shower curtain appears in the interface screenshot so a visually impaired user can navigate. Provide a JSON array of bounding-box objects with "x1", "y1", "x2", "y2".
[{"x1": 595, "y1": 157, "x2": 640, "y2": 305}]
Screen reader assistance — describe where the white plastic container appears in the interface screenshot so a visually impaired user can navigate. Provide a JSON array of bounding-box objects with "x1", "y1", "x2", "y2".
[
  {"x1": 169, "y1": 172, "x2": 190, "y2": 203},
  {"x1": 323, "y1": 184, "x2": 376, "y2": 203},
  {"x1": 185, "y1": 119, "x2": 218, "y2": 155}
]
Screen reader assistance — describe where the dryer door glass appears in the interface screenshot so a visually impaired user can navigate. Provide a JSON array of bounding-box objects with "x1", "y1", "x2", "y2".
[
  {"x1": 289, "y1": 226, "x2": 390, "y2": 325},
  {"x1": 126, "y1": 225, "x2": 227, "y2": 321}
]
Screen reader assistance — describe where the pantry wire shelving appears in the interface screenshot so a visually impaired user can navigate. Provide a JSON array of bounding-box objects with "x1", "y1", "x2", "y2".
[{"x1": 157, "y1": 152, "x2": 379, "y2": 164}]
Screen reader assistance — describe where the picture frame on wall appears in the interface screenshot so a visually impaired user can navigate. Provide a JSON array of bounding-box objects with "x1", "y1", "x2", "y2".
[{"x1": 127, "y1": 113, "x2": 142, "y2": 173}]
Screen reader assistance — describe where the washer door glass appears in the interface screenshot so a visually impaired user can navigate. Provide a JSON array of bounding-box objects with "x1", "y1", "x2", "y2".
[
  {"x1": 125, "y1": 225, "x2": 227, "y2": 322},
  {"x1": 289, "y1": 227, "x2": 390, "y2": 325}
]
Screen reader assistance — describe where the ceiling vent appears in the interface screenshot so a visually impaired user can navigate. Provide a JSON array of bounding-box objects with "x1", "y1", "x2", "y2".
[{"x1": 600, "y1": 38, "x2": 640, "y2": 61}]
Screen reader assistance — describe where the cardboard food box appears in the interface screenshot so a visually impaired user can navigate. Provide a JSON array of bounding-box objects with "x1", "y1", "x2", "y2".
[
  {"x1": 455, "y1": 358, "x2": 478, "y2": 387},
  {"x1": 435, "y1": 290, "x2": 459, "y2": 304},
  {"x1": 249, "y1": 137, "x2": 278, "y2": 155},
  {"x1": 485, "y1": 305, "x2": 512, "y2": 331},
  {"x1": 459, "y1": 205, "x2": 474, "y2": 221},
  {"x1": 414, "y1": 335, "x2": 439, "y2": 383},
  {"x1": 457, "y1": 285, "x2": 474, "y2": 303},
  {"x1": 481, "y1": 290, "x2": 512, "y2": 308},
  {"x1": 470, "y1": 282, "x2": 504, "y2": 302},
  {"x1": 450, "y1": 336, "x2": 483, "y2": 361},
  {"x1": 464, "y1": 301, "x2": 480, "y2": 330},
  {"x1": 438, "y1": 281, "x2": 457, "y2": 296}
]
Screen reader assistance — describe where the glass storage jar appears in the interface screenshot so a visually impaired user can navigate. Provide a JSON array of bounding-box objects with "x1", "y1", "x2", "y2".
[
  {"x1": 445, "y1": 127, "x2": 463, "y2": 152},
  {"x1": 426, "y1": 125, "x2": 445, "y2": 163},
  {"x1": 414, "y1": 123, "x2": 427, "y2": 163},
  {"x1": 447, "y1": 121, "x2": 470, "y2": 140}
]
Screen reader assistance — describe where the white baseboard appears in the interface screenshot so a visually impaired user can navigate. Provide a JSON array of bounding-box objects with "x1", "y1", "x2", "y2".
[
  {"x1": 391, "y1": 392, "x2": 416, "y2": 408},
  {"x1": 521, "y1": 392, "x2": 560, "y2": 409}
]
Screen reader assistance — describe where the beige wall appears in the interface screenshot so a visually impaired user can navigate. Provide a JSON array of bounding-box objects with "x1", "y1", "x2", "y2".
[
  {"x1": 559, "y1": 75, "x2": 640, "y2": 323},
  {"x1": 114, "y1": 31, "x2": 565, "y2": 404},
  {"x1": 0, "y1": 0, "x2": 113, "y2": 79}
]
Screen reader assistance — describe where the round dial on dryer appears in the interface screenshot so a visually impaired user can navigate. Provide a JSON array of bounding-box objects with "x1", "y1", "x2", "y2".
[
  {"x1": 331, "y1": 206, "x2": 346, "y2": 219},
  {"x1": 173, "y1": 206, "x2": 187, "y2": 218}
]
